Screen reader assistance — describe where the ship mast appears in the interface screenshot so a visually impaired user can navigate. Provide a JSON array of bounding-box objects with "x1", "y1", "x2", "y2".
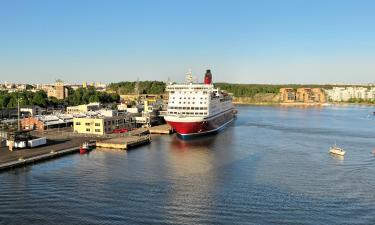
[{"x1": 185, "y1": 69, "x2": 193, "y2": 84}]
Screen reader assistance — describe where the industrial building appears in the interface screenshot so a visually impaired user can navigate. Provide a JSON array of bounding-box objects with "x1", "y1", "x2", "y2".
[{"x1": 21, "y1": 114, "x2": 75, "y2": 131}]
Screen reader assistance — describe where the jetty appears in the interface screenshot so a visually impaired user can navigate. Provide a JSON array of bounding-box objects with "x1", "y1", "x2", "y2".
[
  {"x1": 96, "y1": 134, "x2": 151, "y2": 150},
  {"x1": 149, "y1": 124, "x2": 173, "y2": 134}
]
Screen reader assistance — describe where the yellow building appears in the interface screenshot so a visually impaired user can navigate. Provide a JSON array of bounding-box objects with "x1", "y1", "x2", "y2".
[
  {"x1": 73, "y1": 115, "x2": 130, "y2": 135},
  {"x1": 67, "y1": 103, "x2": 100, "y2": 114}
]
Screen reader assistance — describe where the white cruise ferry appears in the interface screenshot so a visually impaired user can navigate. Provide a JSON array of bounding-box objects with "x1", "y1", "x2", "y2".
[{"x1": 164, "y1": 70, "x2": 235, "y2": 138}]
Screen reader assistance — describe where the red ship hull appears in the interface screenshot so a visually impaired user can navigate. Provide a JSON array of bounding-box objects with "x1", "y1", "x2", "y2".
[
  {"x1": 166, "y1": 110, "x2": 234, "y2": 139},
  {"x1": 80, "y1": 148, "x2": 88, "y2": 154}
]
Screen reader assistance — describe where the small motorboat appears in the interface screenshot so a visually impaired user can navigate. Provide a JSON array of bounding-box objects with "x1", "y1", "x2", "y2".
[
  {"x1": 329, "y1": 144, "x2": 346, "y2": 156},
  {"x1": 80, "y1": 141, "x2": 96, "y2": 154}
]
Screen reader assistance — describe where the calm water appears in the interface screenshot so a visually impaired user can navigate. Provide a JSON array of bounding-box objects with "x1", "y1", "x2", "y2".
[{"x1": 1, "y1": 105, "x2": 375, "y2": 225}]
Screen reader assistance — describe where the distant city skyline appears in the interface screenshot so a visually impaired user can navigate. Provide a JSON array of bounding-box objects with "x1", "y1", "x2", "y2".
[{"x1": 1, "y1": 0, "x2": 375, "y2": 84}]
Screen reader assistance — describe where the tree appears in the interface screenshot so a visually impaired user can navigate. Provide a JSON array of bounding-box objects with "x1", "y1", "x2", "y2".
[{"x1": 32, "y1": 91, "x2": 48, "y2": 107}]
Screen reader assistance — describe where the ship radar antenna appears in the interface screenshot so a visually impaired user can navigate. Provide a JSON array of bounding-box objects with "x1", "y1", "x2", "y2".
[
  {"x1": 186, "y1": 69, "x2": 193, "y2": 84},
  {"x1": 167, "y1": 77, "x2": 172, "y2": 85}
]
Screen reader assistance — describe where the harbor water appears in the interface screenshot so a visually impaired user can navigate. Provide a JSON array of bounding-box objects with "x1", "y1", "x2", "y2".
[{"x1": 1, "y1": 105, "x2": 375, "y2": 225}]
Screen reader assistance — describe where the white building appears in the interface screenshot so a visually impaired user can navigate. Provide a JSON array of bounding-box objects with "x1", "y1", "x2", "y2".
[{"x1": 326, "y1": 87, "x2": 375, "y2": 101}]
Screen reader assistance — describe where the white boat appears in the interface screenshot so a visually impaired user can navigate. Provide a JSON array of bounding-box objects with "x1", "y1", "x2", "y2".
[{"x1": 329, "y1": 145, "x2": 346, "y2": 156}]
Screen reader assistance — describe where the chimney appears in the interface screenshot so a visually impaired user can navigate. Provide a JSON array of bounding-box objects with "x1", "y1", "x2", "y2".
[{"x1": 204, "y1": 69, "x2": 212, "y2": 84}]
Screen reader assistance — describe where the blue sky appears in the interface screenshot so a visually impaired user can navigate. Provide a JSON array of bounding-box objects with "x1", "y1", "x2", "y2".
[{"x1": 1, "y1": 0, "x2": 375, "y2": 84}]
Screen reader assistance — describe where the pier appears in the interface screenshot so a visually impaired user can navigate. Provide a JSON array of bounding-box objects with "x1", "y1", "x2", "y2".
[
  {"x1": 148, "y1": 124, "x2": 173, "y2": 134},
  {"x1": 96, "y1": 135, "x2": 151, "y2": 150}
]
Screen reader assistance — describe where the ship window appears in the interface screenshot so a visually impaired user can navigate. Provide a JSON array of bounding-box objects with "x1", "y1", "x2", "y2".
[
  {"x1": 200, "y1": 107, "x2": 203, "y2": 110},
  {"x1": 179, "y1": 102, "x2": 181, "y2": 104},
  {"x1": 200, "y1": 97, "x2": 203, "y2": 99},
  {"x1": 182, "y1": 107, "x2": 186, "y2": 110},
  {"x1": 199, "y1": 112, "x2": 203, "y2": 115},
  {"x1": 188, "y1": 97, "x2": 190, "y2": 99},
  {"x1": 86, "y1": 128, "x2": 90, "y2": 132},
  {"x1": 95, "y1": 129, "x2": 101, "y2": 132},
  {"x1": 200, "y1": 102, "x2": 202, "y2": 104},
  {"x1": 179, "y1": 97, "x2": 182, "y2": 99},
  {"x1": 184, "y1": 97, "x2": 186, "y2": 99},
  {"x1": 188, "y1": 102, "x2": 190, "y2": 104}
]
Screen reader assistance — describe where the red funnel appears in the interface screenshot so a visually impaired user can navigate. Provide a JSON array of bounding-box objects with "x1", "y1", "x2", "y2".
[{"x1": 204, "y1": 70, "x2": 212, "y2": 84}]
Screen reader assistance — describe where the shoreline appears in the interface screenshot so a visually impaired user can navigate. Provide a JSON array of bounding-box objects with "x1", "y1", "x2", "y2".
[{"x1": 234, "y1": 102, "x2": 375, "y2": 107}]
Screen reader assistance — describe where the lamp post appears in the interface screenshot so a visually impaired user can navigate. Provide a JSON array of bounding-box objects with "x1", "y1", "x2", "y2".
[{"x1": 17, "y1": 97, "x2": 21, "y2": 131}]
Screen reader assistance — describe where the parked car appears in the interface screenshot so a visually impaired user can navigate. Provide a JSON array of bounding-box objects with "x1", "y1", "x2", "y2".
[{"x1": 112, "y1": 128, "x2": 128, "y2": 133}]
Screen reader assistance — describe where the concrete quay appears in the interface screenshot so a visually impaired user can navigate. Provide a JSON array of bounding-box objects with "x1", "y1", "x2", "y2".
[
  {"x1": 96, "y1": 135, "x2": 151, "y2": 150},
  {"x1": 0, "y1": 136, "x2": 94, "y2": 172},
  {"x1": 148, "y1": 124, "x2": 173, "y2": 134}
]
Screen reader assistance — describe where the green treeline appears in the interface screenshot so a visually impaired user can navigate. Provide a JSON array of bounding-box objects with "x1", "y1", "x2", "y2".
[
  {"x1": 107, "y1": 81, "x2": 336, "y2": 98},
  {"x1": 66, "y1": 87, "x2": 120, "y2": 106},
  {"x1": 0, "y1": 90, "x2": 49, "y2": 109},
  {"x1": 215, "y1": 83, "x2": 281, "y2": 97},
  {"x1": 108, "y1": 81, "x2": 166, "y2": 95},
  {"x1": 0, "y1": 87, "x2": 120, "y2": 109},
  {"x1": 215, "y1": 83, "x2": 334, "y2": 97}
]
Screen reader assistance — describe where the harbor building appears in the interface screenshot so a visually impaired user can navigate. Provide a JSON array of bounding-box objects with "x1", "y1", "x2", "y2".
[
  {"x1": 73, "y1": 110, "x2": 131, "y2": 135},
  {"x1": 20, "y1": 106, "x2": 45, "y2": 116},
  {"x1": 66, "y1": 103, "x2": 101, "y2": 114}
]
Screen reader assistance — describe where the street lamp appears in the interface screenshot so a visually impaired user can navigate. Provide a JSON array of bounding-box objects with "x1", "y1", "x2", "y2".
[{"x1": 17, "y1": 97, "x2": 21, "y2": 131}]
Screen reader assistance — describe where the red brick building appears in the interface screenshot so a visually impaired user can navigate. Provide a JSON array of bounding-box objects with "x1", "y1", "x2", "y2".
[{"x1": 21, "y1": 117, "x2": 44, "y2": 131}]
